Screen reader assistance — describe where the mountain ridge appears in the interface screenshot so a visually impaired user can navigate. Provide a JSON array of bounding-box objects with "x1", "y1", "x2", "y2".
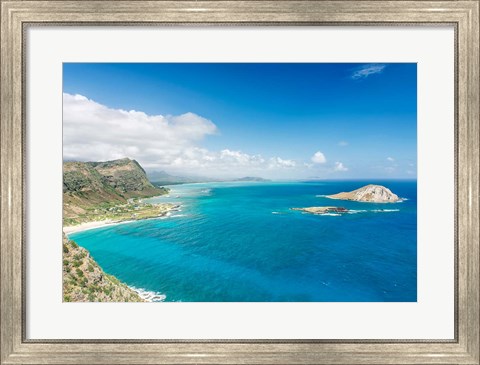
[{"x1": 63, "y1": 158, "x2": 168, "y2": 223}]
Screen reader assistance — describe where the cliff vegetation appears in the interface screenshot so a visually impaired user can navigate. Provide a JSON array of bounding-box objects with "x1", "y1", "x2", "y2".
[{"x1": 63, "y1": 234, "x2": 144, "y2": 302}]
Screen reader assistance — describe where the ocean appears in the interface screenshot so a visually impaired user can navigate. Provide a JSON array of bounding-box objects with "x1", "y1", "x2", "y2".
[{"x1": 68, "y1": 180, "x2": 417, "y2": 302}]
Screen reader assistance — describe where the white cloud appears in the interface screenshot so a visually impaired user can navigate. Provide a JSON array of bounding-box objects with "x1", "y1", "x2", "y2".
[
  {"x1": 387, "y1": 157, "x2": 395, "y2": 162},
  {"x1": 63, "y1": 94, "x2": 299, "y2": 178},
  {"x1": 63, "y1": 93, "x2": 218, "y2": 165},
  {"x1": 351, "y1": 64, "x2": 386, "y2": 80},
  {"x1": 219, "y1": 149, "x2": 265, "y2": 165},
  {"x1": 334, "y1": 162, "x2": 348, "y2": 172},
  {"x1": 338, "y1": 141, "x2": 348, "y2": 147},
  {"x1": 311, "y1": 151, "x2": 327, "y2": 164},
  {"x1": 167, "y1": 148, "x2": 296, "y2": 177},
  {"x1": 268, "y1": 157, "x2": 296, "y2": 168}
]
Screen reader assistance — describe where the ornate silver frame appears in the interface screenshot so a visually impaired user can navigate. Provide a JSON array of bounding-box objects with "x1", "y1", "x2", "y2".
[{"x1": 1, "y1": 1, "x2": 479, "y2": 364}]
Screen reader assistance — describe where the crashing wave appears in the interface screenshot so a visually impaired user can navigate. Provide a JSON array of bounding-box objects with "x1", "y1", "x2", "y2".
[{"x1": 131, "y1": 286, "x2": 167, "y2": 302}]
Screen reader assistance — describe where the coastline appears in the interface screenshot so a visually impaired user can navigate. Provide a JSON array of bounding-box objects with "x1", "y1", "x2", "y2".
[
  {"x1": 63, "y1": 180, "x2": 416, "y2": 302},
  {"x1": 64, "y1": 228, "x2": 168, "y2": 302},
  {"x1": 63, "y1": 234, "x2": 146, "y2": 302},
  {"x1": 63, "y1": 192, "x2": 179, "y2": 301},
  {"x1": 63, "y1": 219, "x2": 134, "y2": 235},
  {"x1": 130, "y1": 286, "x2": 167, "y2": 302},
  {"x1": 63, "y1": 203, "x2": 180, "y2": 235}
]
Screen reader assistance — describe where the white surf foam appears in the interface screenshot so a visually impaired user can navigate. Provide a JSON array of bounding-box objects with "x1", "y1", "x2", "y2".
[
  {"x1": 131, "y1": 287, "x2": 167, "y2": 302},
  {"x1": 371, "y1": 209, "x2": 400, "y2": 213}
]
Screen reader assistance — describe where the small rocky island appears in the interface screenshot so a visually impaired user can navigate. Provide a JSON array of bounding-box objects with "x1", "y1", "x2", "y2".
[
  {"x1": 326, "y1": 184, "x2": 401, "y2": 203},
  {"x1": 292, "y1": 206, "x2": 349, "y2": 215}
]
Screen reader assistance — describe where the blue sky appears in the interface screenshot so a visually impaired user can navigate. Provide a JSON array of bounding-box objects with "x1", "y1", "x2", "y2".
[{"x1": 63, "y1": 63, "x2": 417, "y2": 179}]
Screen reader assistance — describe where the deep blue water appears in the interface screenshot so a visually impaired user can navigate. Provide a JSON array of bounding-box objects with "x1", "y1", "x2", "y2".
[{"x1": 69, "y1": 180, "x2": 417, "y2": 302}]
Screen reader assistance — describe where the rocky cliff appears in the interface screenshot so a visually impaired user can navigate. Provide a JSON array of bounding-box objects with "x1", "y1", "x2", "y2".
[
  {"x1": 63, "y1": 158, "x2": 167, "y2": 222},
  {"x1": 63, "y1": 234, "x2": 144, "y2": 302},
  {"x1": 87, "y1": 158, "x2": 160, "y2": 197},
  {"x1": 326, "y1": 184, "x2": 401, "y2": 203}
]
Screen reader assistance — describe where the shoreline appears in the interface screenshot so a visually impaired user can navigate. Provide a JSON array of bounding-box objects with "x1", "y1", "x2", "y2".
[
  {"x1": 130, "y1": 286, "x2": 167, "y2": 302},
  {"x1": 63, "y1": 219, "x2": 135, "y2": 235},
  {"x1": 63, "y1": 204, "x2": 180, "y2": 235}
]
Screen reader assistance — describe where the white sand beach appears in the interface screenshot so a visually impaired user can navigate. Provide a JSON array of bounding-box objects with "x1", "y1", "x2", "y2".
[
  {"x1": 63, "y1": 219, "x2": 134, "y2": 235},
  {"x1": 63, "y1": 203, "x2": 180, "y2": 235}
]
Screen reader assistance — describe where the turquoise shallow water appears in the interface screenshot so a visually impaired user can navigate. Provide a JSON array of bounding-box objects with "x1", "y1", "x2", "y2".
[{"x1": 69, "y1": 180, "x2": 417, "y2": 302}]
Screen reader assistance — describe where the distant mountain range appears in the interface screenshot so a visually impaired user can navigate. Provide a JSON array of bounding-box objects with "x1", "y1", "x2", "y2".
[
  {"x1": 233, "y1": 176, "x2": 270, "y2": 182},
  {"x1": 146, "y1": 170, "x2": 180, "y2": 181},
  {"x1": 146, "y1": 170, "x2": 206, "y2": 185},
  {"x1": 147, "y1": 170, "x2": 270, "y2": 185}
]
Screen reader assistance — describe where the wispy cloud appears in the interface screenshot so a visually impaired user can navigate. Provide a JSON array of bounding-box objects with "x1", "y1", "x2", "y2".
[
  {"x1": 338, "y1": 141, "x2": 348, "y2": 147},
  {"x1": 334, "y1": 162, "x2": 348, "y2": 172},
  {"x1": 351, "y1": 64, "x2": 386, "y2": 80},
  {"x1": 387, "y1": 156, "x2": 395, "y2": 162},
  {"x1": 268, "y1": 157, "x2": 296, "y2": 168},
  {"x1": 311, "y1": 151, "x2": 327, "y2": 164}
]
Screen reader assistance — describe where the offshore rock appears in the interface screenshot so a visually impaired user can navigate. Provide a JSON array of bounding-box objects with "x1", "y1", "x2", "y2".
[{"x1": 326, "y1": 184, "x2": 401, "y2": 203}]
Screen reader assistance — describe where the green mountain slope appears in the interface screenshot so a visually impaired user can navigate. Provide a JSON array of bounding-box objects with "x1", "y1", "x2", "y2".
[{"x1": 63, "y1": 158, "x2": 167, "y2": 223}]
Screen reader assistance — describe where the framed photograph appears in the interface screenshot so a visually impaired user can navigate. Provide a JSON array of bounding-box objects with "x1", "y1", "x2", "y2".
[{"x1": 1, "y1": 1, "x2": 479, "y2": 364}]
